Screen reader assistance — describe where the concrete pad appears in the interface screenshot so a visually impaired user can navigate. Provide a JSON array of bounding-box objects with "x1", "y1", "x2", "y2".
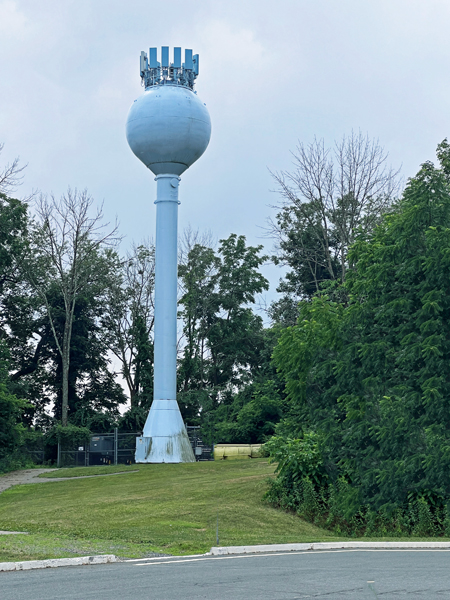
[{"x1": 0, "y1": 531, "x2": 28, "y2": 535}]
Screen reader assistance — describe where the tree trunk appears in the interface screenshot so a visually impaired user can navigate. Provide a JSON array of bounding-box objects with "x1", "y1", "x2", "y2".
[
  {"x1": 61, "y1": 348, "x2": 70, "y2": 426},
  {"x1": 61, "y1": 317, "x2": 72, "y2": 426},
  {"x1": 130, "y1": 387, "x2": 137, "y2": 409}
]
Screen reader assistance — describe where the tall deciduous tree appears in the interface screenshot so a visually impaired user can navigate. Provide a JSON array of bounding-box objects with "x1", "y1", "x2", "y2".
[
  {"x1": 24, "y1": 189, "x2": 119, "y2": 426},
  {"x1": 178, "y1": 234, "x2": 269, "y2": 424},
  {"x1": 40, "y1": 287, "x2": 126, "y2": 428},
  {"x1": 105, "y1": 242, "x2": 155, "y2": 409},
  {"x1": 269, "y1": 132, "x2": 400, "y2": 323}
]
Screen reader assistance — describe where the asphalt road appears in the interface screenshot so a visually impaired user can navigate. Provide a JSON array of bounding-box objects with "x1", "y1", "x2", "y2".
[{"x1": 2, "y1": 550, "x2": 450, "y2": 599}]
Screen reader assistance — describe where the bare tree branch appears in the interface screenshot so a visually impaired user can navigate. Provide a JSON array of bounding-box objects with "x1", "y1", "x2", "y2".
[
  {"x1": 0, "y1": 143, "x2": 27, "y2": 195},
  {"x1": 268, "y1": 131, "x2": 401, "y2": 310}
]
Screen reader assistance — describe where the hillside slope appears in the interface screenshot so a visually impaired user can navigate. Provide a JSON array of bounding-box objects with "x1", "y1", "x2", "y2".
[{"x1": 0, "y1": 459, "x2": 337, "y2": 560}]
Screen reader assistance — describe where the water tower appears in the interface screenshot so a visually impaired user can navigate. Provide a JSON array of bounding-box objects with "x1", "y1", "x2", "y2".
[{"x1": 126, "y1": 46, "x2": 211, "y2": 463}]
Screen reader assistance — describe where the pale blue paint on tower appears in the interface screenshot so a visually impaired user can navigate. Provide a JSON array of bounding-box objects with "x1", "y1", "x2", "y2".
[{"x1": 126, "y1": 47, "x2": 211, "y2": 463}]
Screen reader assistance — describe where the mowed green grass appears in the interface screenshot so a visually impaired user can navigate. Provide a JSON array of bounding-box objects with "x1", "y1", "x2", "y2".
[{"x1": 0, "y1": 459, "x2": 337, "y2": 560}]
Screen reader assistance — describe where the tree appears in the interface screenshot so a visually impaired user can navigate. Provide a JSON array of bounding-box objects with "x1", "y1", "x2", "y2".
[
  {"x1": 0, "y1": 191, "x2": 45, "y2": 426},
  {"x1": 0, "y1": 340, "x2": 28, "y2": 471},
  {"x1": 214, "y1": 379, "x2": 284, "y2": 444},
  {"x1": 178, "y1": 243, "x2": 219, "y2": 397},
  {"x1": 271, "y1": 141, "x2": 450, "y2": 532},
  {"x1": 177, "y1": 234, "x2": 269, "y2": 426},
  {"x1": 42, "y1": 287, "x2": 126, "y2": 427},
  {"x1": 0, "y1": 192, "x2": 32, "y2": 347},
  {"x1": 104, "y1": 242, "x2": 155, "y2": 410},
  {"x1": 24, "y1": 189, "x2": 120, "y2": 426},
  {"x1": 269, "y1": 132, "x2": 400, "y2": 321}
]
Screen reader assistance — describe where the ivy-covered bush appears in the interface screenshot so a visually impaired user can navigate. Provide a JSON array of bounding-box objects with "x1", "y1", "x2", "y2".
[{"x1": 45, "y1": 423, "x2": 91, "y2": 450}]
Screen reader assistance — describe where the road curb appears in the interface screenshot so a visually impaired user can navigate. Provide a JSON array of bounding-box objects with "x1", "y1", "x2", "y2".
[
  {"x1": 209, "y1": 541, "x2": 450, "y2": 555},
  {"x1": 0, "y1": 554, "x2": 118, "y2": 572}
]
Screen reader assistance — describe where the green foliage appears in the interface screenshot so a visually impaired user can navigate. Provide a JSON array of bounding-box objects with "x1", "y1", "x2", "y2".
[
  {"x1": 0, "y1": 384, "x2": 28, "y2": 467},
  {"x1": 3, "y1": 189, "x2": 126, "y2": 429},
  {"x1": 269, "y1": 142, "x2": 450, "y2": 536},
  {"x1": 214, "y1": 380, "x2": 284, "y2": 444},
  {"x1": 103, "y1": 243, "x2": 155, "y2": 410},
  {"x1": 263, "y1": 434, "x2": 329, "y2": 519},
  {"x1": 117, "y1": 406, "x2": 149, "y2": 433},
  {"x1": 45, "y1": 424, "x2": 91, "y2": 450},
  {"x1": 264, "y1": 433, "x2": 328, "y2": 487},
  {"x1": 129, "y1": 313, "x2": 153, "y2": 409},
  {"x1": 0, "y1": 336, "x2": 31, "y2": 472},
  {"x1": 44, "y1": 289, "x2": 126, "y2": 425},
  {"x1": 269, "y1": 133, "x2": 399, "y2": 324},
  {"x1": 272, "y1": 200, "x2": 341, "y2": 304},
  {"x1": 178, "y1": 234, "x2": 270, "y2": 431},
  {"x1": 0, "y1": 192, "x2": 28, "y2": 289}
]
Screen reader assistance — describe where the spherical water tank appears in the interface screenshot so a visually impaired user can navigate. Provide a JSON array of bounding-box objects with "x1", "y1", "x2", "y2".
[{"x1": 126, "y1": 85, "x2": 211, "y2": 176}]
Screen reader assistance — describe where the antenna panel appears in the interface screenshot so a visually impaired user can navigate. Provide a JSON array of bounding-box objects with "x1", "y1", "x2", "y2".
[
  {"x1": 149, "y1": 47, "x2": 158, "y2": 68},
  {"x1": 184, "y1": 49, "x2": 193, "y2": 70},
  {"x1": 161, "y1": 46, "x2": 169, "y2": 68},
  {"x1": 173, "y1": 47, "x2": 181, "y2": 68},
  {"x1": 140, "y1": 51, "x2": 148, "y2": 76}
]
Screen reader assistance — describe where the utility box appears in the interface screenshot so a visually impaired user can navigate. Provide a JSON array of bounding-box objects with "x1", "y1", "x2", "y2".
[{"x1": 89, "y1": 435, "x2": 114, "y2": 465}]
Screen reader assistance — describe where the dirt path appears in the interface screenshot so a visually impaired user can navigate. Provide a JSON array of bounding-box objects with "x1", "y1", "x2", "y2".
[{"x1": 0, "y1": 468, "x2": 138, "y2": 495}]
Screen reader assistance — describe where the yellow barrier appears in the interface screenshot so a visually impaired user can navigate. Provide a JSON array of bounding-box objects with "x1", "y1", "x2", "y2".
[{"x1": 214, "y1": 444, "x2": 262, "y2": 460}]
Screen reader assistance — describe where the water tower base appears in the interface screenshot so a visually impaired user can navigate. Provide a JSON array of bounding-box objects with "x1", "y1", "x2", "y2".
[
  {"x1": 135, "y1": 399, "x2": 195, "y2": 463},
  {"x1": 135, "y1": 433, "x2": 195, "y2": 463}
]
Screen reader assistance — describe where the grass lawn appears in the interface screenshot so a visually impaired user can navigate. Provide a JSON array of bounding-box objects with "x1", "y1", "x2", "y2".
[{"x1": 0, "y1": 459, "x2": 338, "y2": 561}]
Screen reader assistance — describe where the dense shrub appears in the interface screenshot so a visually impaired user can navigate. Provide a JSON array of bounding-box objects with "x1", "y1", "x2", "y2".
[
  {"x1": 268, "y1": 143, "x2": 450, "y2": 536},
  {"x1": 264, "y1": 436, "x2": 450, "y2": 536}
]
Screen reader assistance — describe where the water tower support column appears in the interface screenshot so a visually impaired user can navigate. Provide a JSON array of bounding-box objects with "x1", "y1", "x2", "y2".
[
  {"x1": 135, "y1": 174, "x2": 195, "y2": 463},
  {"x1": 153, "y1": 174, "x2": 180, "y2": 402}
]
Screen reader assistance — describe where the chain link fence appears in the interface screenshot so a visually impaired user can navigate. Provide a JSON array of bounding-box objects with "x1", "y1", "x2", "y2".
[
  {"x1": 54, "y1": 427, "x2": 214, "y2": 467},
  {"x1": 57, "y1": 430, "x2": 137, "y2": 467}
]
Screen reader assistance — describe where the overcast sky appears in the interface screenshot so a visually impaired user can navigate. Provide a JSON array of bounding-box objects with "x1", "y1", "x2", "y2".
[{"x1": 1, "y1": 0, "x2": 449, "y2": 305}]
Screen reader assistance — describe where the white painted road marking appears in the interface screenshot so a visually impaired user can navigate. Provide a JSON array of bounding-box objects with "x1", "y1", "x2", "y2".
[{"x1": 129, "y1": 548, "x2": 450, "y2": 567}]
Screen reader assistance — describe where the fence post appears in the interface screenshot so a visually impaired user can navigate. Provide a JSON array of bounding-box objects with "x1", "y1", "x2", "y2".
[
  {"x1": 57, "y1": 442, "x2": 61, "y2": 468},
  {"x1": 114, "y1": 428, "x2": 118, "y2": 465}
]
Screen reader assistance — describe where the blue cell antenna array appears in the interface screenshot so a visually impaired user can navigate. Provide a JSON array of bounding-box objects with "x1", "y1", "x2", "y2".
[{"x1": 140, "y1": 47, "x2": 199, "y2": 90}]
